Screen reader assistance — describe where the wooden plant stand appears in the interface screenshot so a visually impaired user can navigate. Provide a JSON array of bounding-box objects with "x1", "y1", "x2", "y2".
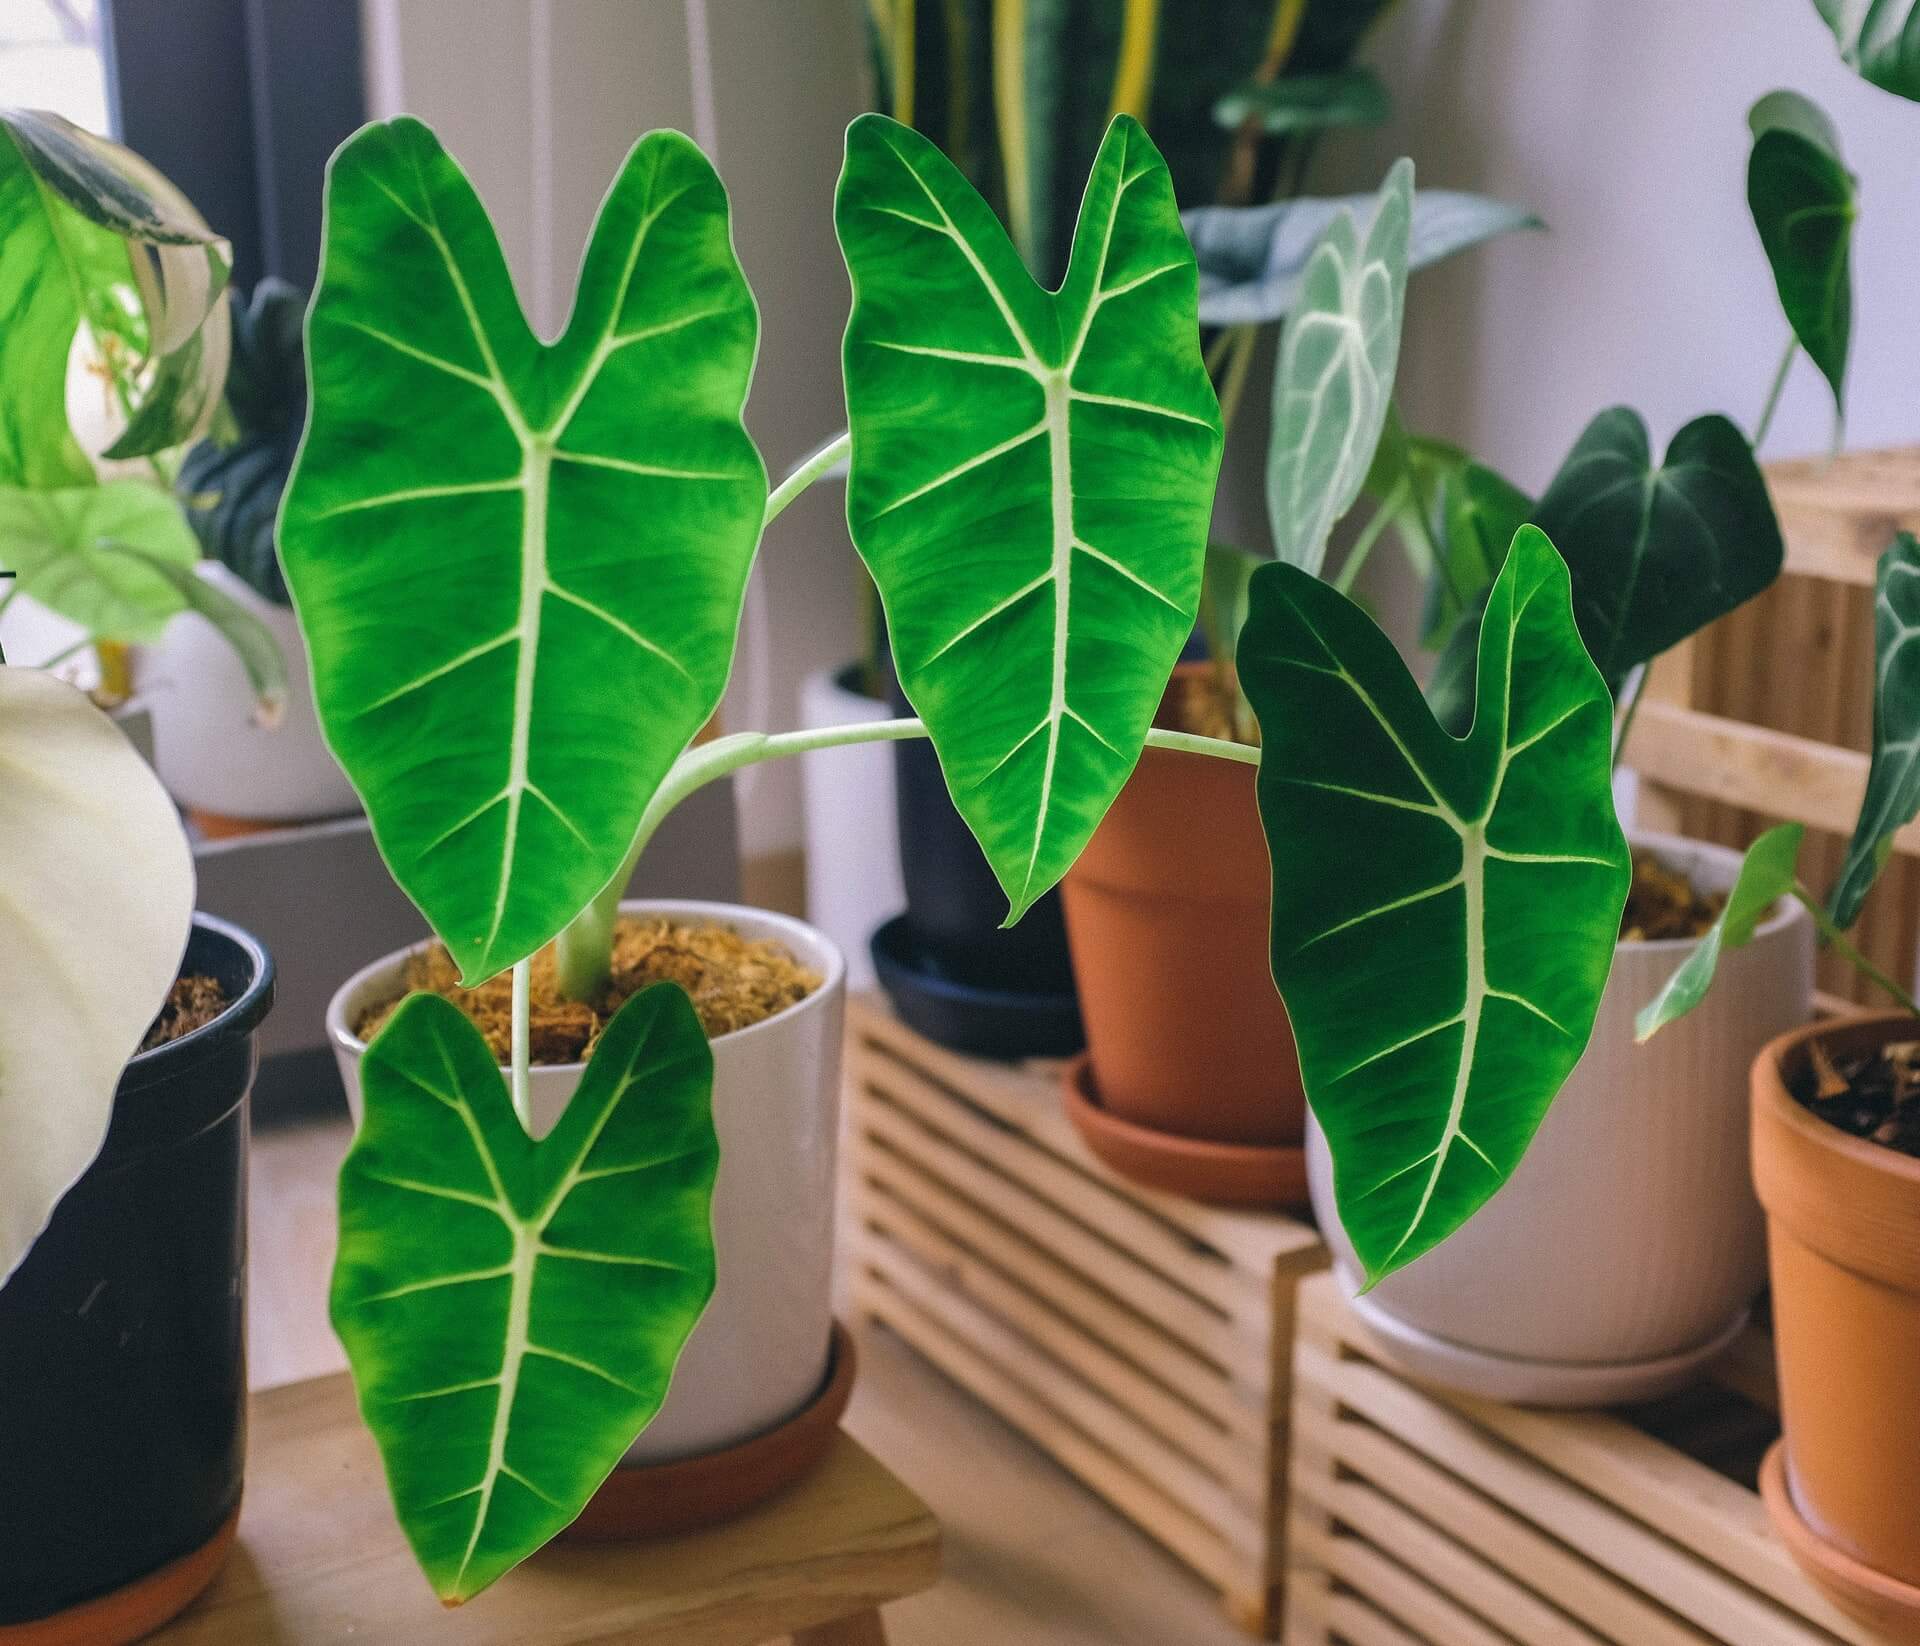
[
  {"x1": 845, "y1": 996, "x2": 1326, "y2": 1636},
  {"x1": 1283, "y1": 1271, "x2": 1877, "y2": 1646},
  {"x1": 153, "y1": 1372, "x2": 940, "y2": 1644}
]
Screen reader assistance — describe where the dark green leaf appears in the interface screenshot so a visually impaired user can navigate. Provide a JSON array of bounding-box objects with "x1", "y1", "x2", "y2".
[
  {"x1": 1637, "y1": 823, "x2": 1804, "y2": 1041},
  {"x1": 1214, "y1": 67, "x2": 1391, "y2": 134},
  {"x1": 281, "y1": 119, "x2": 765, "y2": 984},
  {"x1": 332, "y1": 984, "x2": 719, "y2": 1603},
  {"x1": 1531, "y1": 408, "x2": 1783, "y2": 693},
  {"x1": 837, "y1": 113, "x2": 1221, "y2": 923},
  {"x1": 1420, "y1": 460, "x2": 1529, "y2": 654},
  {"x1": 1241, "y1": 526, "x2": 1629, "y2": 1283},
  {"x1": 1185, "y1": 189, "x2": 1539, "y2": 328},
  {"x1": 1829, "y1": 533, "x2": 1920, "y2": 926},
  {"x1": 1747, "y1": 92, "x2": 1855, "y2": 418},
  {"x1": 1811, "y1": 0, "x2": 1920, "y2": 100}
]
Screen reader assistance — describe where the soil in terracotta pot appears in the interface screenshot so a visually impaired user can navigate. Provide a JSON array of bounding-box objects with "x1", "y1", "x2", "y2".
[
  {"x1": 140, "y1": 975, "x2": 231, "y2": 1051},
  {"x1": 1791, "y1": 1034, "x2": 1920, "y2": 1158},
  {"x1": 353, "y1": 916, "x2": 820, "y2": 1065},
  {"x1": 1620, "y1": 850, "x2": 1724, "y2": 941}
]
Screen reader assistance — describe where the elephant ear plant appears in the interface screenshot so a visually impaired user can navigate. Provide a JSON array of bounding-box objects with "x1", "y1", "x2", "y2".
[{"x1": 0, "y1": 109, "x2": 283, "y2": 710}]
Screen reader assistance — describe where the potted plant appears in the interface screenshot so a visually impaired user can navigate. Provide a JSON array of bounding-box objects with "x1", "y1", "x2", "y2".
[
  {"x1": 146, "y1": 277, "x2": 359, "y2": 834},
  {"x1": 1631, "y1": 534, "x2": 1920, "y2": 1637},
  {"x1": 1064, "y1": 159, "x2": 1536, "y2": 1203},
  {"x1": 1227, "y1": 80, "x2": 1868, "y2": 1400},
  {"x1": 0, "y1": 661, "x2": 276, "y2": 1646},
  {"x1": 0, "y1": 110, "x2": 285, "y2": 743}
]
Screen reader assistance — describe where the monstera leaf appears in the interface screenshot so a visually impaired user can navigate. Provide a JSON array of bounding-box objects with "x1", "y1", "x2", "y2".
[
  {"x1": 0, "y1": 479, "x2": 199, "y2": 641},
  {"x1": 837, "y1": 113, "x2": 1221, "y2": 922},
  {"x1": 333, "y1": 984, "x2": 719, "y2": 1603},
  {"x1": 1240, "y1": 527, "x2": 1629, "y2": 1283},
  {"x1": 1184, "y1": 187, "x2": 1537, "y2": 328},
  {"x1": 0, "y1": 109, "x2": 232, "y2": 480},
  {"x1": 1639, "y1": 823, "x2": 1804, "y2": 1041},
  {"x1": 1531, "y1": 408, "x2": 1783, "y2": 695},
  {"x1": 0, "y1": 666, "x2": 194, "y2": 1282},
  {"x1": 1830, "y1": 533, "x2": 1920, "y2": 926},
  {"x1": 1748, "y1": 91, "x2": 1855, "y2": 418},
  {"x1": 1811, "y1": 0, "x2": 1920, "y2": 99},
  {"x1": 281, "y1": 119, "x2": 765, "y2": 984},
  {"x1": 1266, "y1": 159, "x2": 1411, "y2": 578}
]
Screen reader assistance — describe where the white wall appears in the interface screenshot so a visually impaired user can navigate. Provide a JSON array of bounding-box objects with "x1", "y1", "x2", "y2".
[{"x1": 360, "y1": 0, "x2": 869, "y2": 866}]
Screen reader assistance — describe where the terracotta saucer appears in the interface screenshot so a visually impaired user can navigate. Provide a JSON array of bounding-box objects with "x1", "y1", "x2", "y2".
[
  {"x1": 1761, "y1": 1441, "x2": 1920, "y2": 1644},
  {"x1": 1060, "y1": 1055, "x2": 1309, "y2": 1208},
  {"x1": 0, "y1": 1506, "x2": 238, "y2": 1645},
  {"x1": 561, "y1": 1321, "x2": 858, "y2": 1543}
]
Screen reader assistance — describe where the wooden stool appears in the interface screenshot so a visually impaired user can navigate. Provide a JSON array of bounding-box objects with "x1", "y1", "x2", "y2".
[{"x1": 152, "y1": 1372, "x2": 941, "y2": 1644}]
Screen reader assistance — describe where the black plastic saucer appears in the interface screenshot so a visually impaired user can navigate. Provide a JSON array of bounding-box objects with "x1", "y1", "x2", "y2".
[{"x1": 871, "y1": 914, "x2": 1085, "y2": 1059}]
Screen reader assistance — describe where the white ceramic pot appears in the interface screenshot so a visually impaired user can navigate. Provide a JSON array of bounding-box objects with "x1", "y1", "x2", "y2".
[
  {"x1": 327, "y1": 899, "x2": 847, "y2": 1462},
  {"x1": 1308, "y1": 832, "x2": 1814, "y2": 1405},
  {"x1": 798, "y1": 663, "x2": 902, "y2": 993},
  {"x1": 141, "y1": 562, "x2": 359, "y2": 822}
]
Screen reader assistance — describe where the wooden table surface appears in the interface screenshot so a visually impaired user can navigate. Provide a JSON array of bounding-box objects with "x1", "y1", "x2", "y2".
[{"x1": 153, "y1": 1373, "x2": 941, "y2": 1645}]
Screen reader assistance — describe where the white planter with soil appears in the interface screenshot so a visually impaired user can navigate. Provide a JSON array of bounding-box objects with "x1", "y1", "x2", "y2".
[
  {"x1": 327, "y1": 899, "x2": 846, "y2": 1464},
  {"x1": 1308, "y1": 832, "x2": 1814, "y2": 1406},
  {"x1": 798, "y1": 663, "x2": 901, "y2": 992},
  {"x1": 141, "y1": 563, "x2": 359, "y2": 825}
]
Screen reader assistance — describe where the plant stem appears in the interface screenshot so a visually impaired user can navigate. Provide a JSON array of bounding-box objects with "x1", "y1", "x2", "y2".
[
  {"x1": 764, "y1": 432, "x2": 850, "y2": 528},
  {"x1": 1214, "y1": 325, "x2": 1259, "y2": 433},
  {"x1": 1794, "y1": 882, "x2": 1920, "y2": 1017},
  {"x1": 1611, "y1": 663, "x2": 1648, "y2": 772},
  {"x1": 551, "y1": 716, "x2": 1261, "y2": 999},
  {"x1": 35, "y1": 635, "x2": 90, "y2": 672},
  {"x1": 1754, "y1": 335, "x2": 1796, "y2": 450},
  {"x1": 510, "y1": 958, "x2": 532, "y2": 1129},
  {"x1": 1334, "y1": 479, "x2": 1408, "y2": 596}
]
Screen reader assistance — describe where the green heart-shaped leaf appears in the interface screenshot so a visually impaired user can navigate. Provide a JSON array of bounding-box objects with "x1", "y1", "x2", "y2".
[
  {"x1": 1748, "y1": 91, "x2": 1855, "y2": 419},
  {"x1": 0, "y1": 479, "x2": 199, "y2": 641},
  {"x1": 1830, "y1": 532, "x2": 1920, "y2": 927},
  {"x1": 1530, "y1": 407, "x2": 1783, "y2": 694},
  {"x1": 837, "y1": 113, "x2": 1222, "y2": 922},
  {"x1": 1638, "y1": 823, "x2": 1804, "y2": 1041},
  {"x1": 1811, "y1": 0, "x2": 1920, "y2": 100},
  {"x1": 1266, "y1": 159, "x2": 1411, "y2": 578},
  {"x1": 1240, "y1": 526, "x2": 1629, "y2": 1284},
  {"x1": 281, "y1": 119, "x2": 765, "y2": 982},
  {"x1": 332, "y1": 984, "x2": 719, "y2": 1604},
  {"x1": 0, "y1": 667, "x2": 195, "y2": 1282},
  {"x1": 0, "y1": 109, "x2": 233, "y2": 473}
]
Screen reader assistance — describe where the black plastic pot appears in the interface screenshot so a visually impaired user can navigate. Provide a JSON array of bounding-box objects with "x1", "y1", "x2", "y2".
[
  {"x1": 886, "y1": 675, "x2": 1082, "y2": 1055},
  {"x1": 0, "y1": 913, "x2": 273, "y2": 1632}
]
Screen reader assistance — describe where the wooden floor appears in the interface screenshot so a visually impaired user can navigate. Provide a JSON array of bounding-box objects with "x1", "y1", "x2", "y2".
[{"x1": 250, "y1": 1112, "x2": 1256, "y2": 1644}]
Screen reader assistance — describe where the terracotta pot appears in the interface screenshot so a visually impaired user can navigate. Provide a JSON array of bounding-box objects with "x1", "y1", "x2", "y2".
[
  {"x1": 1753, "y1": 1013, "x2": 1920, "y2": 1638},
  {"x1": 1060, "y1": 698, "x2": 1302, "y2": 1147}
]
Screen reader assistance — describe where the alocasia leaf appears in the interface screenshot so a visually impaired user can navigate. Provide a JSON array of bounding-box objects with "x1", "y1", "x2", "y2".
[
  {"x1": 0, "y1": 109, "x2": 233, "y2": 471},
  {"x1": 1811, "y1": 0, "x2": 1920, "y2": 100},
  {"x1": 1530, "y1": 407, "x2": 1783, "y2": 694},
  {"x1": 1240, "y1": 526, "x2": 1629, "y2": 1283},
  {"x1": 281, "y1": 119, "x2": 765, "y2": 983},
  {"x1": 1265, "y1": 158, "x2": 1411, "y2": 578},
  {"x1": 332, "y1": 984, "x2": 719, "y2": 1604},
  {"x1": 1638, "y1": 823, "x2": 1804, "y2": 1041},
  {"x1": 1829, "y1": 533, "x2": 1920, "y2": 927},
  {"x1": 1214, "y1": 68, "x2": 1392, "y2": 135},
  {"x1": 1184, "y1": 187, "x2": 1538, "y2": 328},
  {"x1": 0, "y1": 479, "x2": 199, "y2": 641},
  {"x1": 1747, "y1": 90, "x2": 1855, "y2": 419},
  {"x1": 837, "y1": 113, "x2": 1222, "y2": 922},
  {"x1": 0, "y1": 666, "x2": 194, "y2": 1282}
]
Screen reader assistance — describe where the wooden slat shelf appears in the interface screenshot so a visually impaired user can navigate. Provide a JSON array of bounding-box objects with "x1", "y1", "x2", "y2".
[
  {"x1": 1282, "y1": 1273, "x2": 1874, "y2": 1646},
  {"x1": 151, "y1": 1373, "x2": 939, "y2": 1645},
  {"x1": 844, "y1": 995, "x2": 1326, "y2": 1637}
]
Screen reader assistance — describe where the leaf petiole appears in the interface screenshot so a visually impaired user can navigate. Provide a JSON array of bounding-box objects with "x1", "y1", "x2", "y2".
[
  {"x1": 763, "y1": 432, "x2": 850, "y2": 528},
  {"x1": 1754, "y1": 333, "x2": 1796, "y2": 450},
  {"x1": 1793, "y1": 880, "x2": 1920, "y2": 1018}
]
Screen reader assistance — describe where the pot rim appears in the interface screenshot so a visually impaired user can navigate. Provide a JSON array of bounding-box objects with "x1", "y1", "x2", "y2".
[
  {"x1": 326, "y1": 898, "x2": 846, "y2": 1071},
  {"x1": 119, "y1": 911, "x2": 275, "y2": 1094},
  {"x1": 1617, "y1": 828, "x2": 1802, "y2": 954},
  {"x1": 1755, "y1": 1011, "x2": 1920, "y2": 1187}
]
